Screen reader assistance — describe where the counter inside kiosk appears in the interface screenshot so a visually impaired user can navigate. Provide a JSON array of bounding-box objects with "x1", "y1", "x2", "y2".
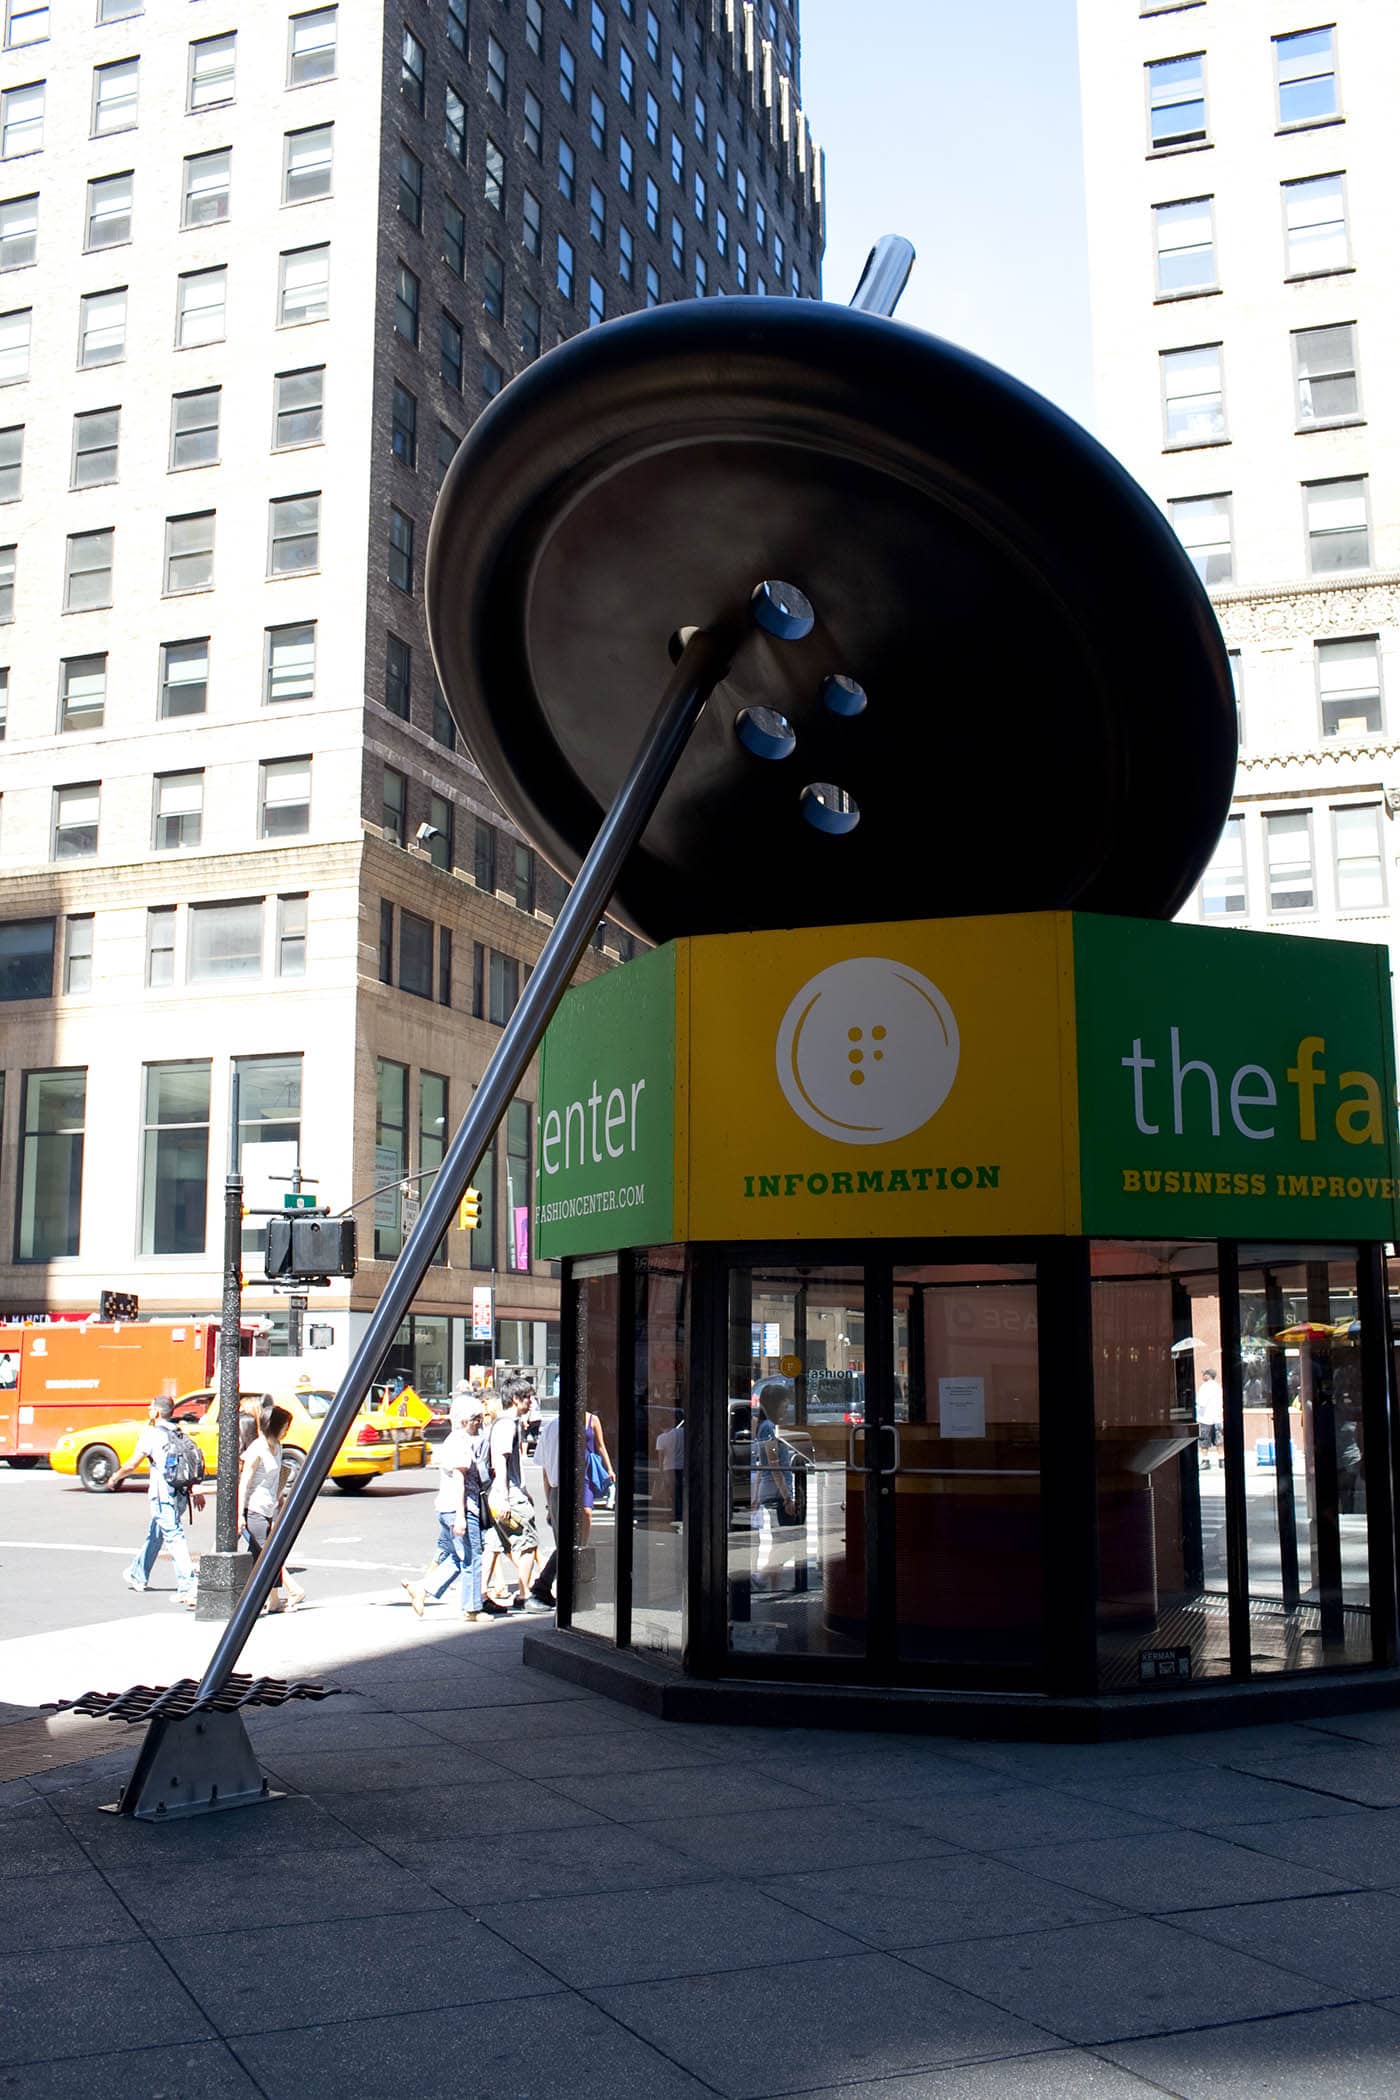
[{"x1": 528, "y1": 910, "x2": 1400, "y2": 1733}]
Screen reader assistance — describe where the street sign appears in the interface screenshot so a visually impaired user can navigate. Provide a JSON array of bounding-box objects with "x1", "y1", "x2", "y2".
[
  {"x1": 401, "y1": 1198, "x2": 421, "y2": 1229},
  {"x1": 283, "y1": 1192, "x2": 317, "y2": 1210},
  {"x1": 471, "y1": 1286, "x2": 494, "y2": 1341}
]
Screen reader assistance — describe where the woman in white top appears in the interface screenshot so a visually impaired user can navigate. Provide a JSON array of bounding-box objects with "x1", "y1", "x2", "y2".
[{"x1": 238, "y1": 1397, "x2": 304, "y2": 1612}]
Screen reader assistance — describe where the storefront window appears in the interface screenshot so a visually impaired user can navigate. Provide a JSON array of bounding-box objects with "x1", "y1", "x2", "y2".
[
  {"x1": 570, "y1": 1256, "x2": 620, "y2": 1640},
  {"x1": 631, "y1": 1246, "x2": 686, "y2": 1663}
]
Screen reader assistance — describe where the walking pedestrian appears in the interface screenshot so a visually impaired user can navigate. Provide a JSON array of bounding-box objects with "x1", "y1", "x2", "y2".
[
  {"x1": 238, "y1": 1397, "x2": 305, "y2": 1612},
  {"x1": 402, "y1": 1390, "x2": 505, "y2": 1619},
  {"x1": 483, "y1": 1379, "x2": 547, "y2": 1610},
  {"x1": 111, "y1": 1394, "x2": 204, "y2": 1607},
  {"x1": 530, "y1": 1405, "x2": 560, "y2": 1609}
]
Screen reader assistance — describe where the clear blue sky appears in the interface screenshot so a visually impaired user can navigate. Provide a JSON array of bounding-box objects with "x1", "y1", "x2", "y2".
[{"x1": 799, "y1": 0, "x2": 1095, "y2": 431}]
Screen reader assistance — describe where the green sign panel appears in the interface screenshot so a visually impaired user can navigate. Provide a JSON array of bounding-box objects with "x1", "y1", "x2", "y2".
[
  {"x1": 1075, "y1": 915, "x2": 1400, "y2": 1240},
  {"x1": 283, "y1": 1192, "x2": 317, "y2": 1210},
  {"x1": 535, "y1": 942, "x2": 676, "y2": 1258}
]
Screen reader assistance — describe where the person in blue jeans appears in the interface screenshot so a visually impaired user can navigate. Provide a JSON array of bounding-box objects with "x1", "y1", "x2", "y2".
[
  {"x1": 110, "y1": 1394, "x2": 203, "y2": 1607},
  {"x1": 403, "y1": 1392, "x2": 504, "y2": 1620}
]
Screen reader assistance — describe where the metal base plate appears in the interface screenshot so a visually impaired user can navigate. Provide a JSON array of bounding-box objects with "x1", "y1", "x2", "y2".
[{"x1": 104, "y1": 1710, "x2": 279, "y2": 1821}]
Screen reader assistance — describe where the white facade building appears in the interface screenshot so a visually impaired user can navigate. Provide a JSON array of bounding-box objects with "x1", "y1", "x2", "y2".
[
  {"x1": 0, "y1": 0, "x2": 823, "y2": 1397},
  {"x1": 1079, "y1": 1, "x2": 1400, "y2": 966}
]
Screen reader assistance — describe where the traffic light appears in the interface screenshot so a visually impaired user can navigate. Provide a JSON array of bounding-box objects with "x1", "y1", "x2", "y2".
[
  {"x1": 458, "y1": 1187, "x2": 481, "y2": 1231},
  {"x1": 99, "y1": 1290, "x2": 139, "y2": 1321}
]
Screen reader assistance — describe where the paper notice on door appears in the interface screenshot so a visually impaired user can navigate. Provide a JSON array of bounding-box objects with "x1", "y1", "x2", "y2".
[{"x1": 938, "y1": 1376, "x2": 986, "y2": 1439}]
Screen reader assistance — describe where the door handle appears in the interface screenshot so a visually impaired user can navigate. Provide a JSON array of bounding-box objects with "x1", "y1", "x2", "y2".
[
  {"x1": 847, "y1": 1424, "x2": 866, "y2": 1469},
  {"x1": 879, "y1": 1423, "x2": 900, "y2": 1475}
]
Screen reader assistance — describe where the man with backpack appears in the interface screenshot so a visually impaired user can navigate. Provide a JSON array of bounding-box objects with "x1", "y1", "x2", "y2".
[{"x1": 110, "y1": 1393, "x2": 206, "y2": 1607}]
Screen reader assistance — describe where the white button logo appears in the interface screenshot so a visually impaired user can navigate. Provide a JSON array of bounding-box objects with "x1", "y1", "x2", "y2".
[{"x1": 775, "y1": 956, "x2": 960, "y2": 1146}]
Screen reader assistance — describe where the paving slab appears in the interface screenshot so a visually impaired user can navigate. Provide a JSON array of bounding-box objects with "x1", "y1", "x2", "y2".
[
  {"x1": 0, "y1": 1797, "x2": 94, "y2": 1879},
  {"x1": 1205, "y1": 1804, "x2": 1400, "y2": 1889},
  {"x1": 1168, "y1": 1889, "x2": 1400, "y2": 1997},
  {"x1": 889, "y1": 1787, "x2": 1170, "y2": 1854},
  {"x1": 46, "y1": 1787, "x2": 364, "y2": 1867},
  {"x1": 105, "y1": 1843, "x2": 449, "y2": 1936},
  {"x1": 1001, "y1": 1828, "x2": 1349, "y2": 1914},
  {"x1": 1052, "y1": 1766, "x2": 1367, "y2": 1829},
  {"x1": 1102, "y1": 2000, "x2": 1400, "y2": 2099},
  {"x1": 590, "y1": 1948, "x2": 1060, "y2": 2095},
  {"x1": 159, "y1": 1909, "x2": 563, "y2": 2036},
  {"x1": 234, "y1": 1991, "x2": 717, "y2": 2100},
  {"x1": 256, "y1": 1742, "x2": 495, "y2": 1796},
  {"x1": 1165, "y1": 1723, "x2": 1361, "y2": 1766},
  {"x1": 638, "y1": 1801, "x2": 960, "y2": 1877},
  {"x1": 536, "y1": 1760, "x2": 820, "y2": 1824},
  {"x1": 761, "y1": 1853, "x2": 1127, "y2": 1949},
  {"x1": 1219, "y1": 1746, "x2": 1400, "y2": 1808},
  {"x1": 237, "y1": 1709, "x2": 452, "y2": 1754},
  {"x1": 402, "y1": 1697, "x2": 650, "y2": 1747},
  {"x1": 1305, "y1": 1709, "x2": 1400, "y2": 1750},
  {"x1": 785, "y1": 2053, "x2": 1163, "y2": 2099},
  {"x1": 773, "y1": 1747, "x2": 1018, "y2": 1805},
  {"x1": 905, "y1": 1915, "x2": 1347, "y2": 2045},
  {"x1": 0, "y1": 1865, "x2": 143, "y2": 1955},
  {"x1": 394, "y1": 1821, "x2": 715, "y2": 1901},
  {"x1": 0, "y1": 2038, "x2": 264, "y2": 2099},
  {"x1": 493, "y1": 1724, "x2": 734, "y2": 1778},
  {"x1": 0, "y1": 1938, "x2": 213, "y2": 2069},
  {"x1": 309, "y1": 1774, "x2": 602, "y2": 1845}
]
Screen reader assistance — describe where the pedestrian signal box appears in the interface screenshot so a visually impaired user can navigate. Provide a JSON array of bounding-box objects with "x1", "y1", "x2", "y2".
[
  {"x1": 264, "y1": 1216, "x2": 357, "y2": 1281},
  {"x1": 98, "y1": 1290, "x2": 140, "y2": 1321}
]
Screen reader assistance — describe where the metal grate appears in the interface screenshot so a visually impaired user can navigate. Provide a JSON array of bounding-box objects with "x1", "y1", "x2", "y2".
[{"x1": 45, "y1": 1674, "x2": 339, "y2": 1724}]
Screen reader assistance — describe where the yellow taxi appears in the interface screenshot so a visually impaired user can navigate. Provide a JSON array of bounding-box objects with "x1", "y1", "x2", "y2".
[{"x1": 49, "y1": 1383, "x2": 429, "y2": 1494}]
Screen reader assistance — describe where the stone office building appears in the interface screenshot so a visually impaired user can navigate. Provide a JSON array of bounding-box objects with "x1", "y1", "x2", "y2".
[{"x1": 0, "y1": 0, "x2": 824, "y2": 1395}]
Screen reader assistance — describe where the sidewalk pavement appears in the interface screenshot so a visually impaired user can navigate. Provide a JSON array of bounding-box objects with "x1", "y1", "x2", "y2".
[{"x1": 4, "y1": 1588, "x2": 1400, "y2": 2099}]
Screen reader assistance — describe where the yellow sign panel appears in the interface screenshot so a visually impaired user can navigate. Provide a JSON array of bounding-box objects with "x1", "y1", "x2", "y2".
[{"x1": 681, "y1": 914, "x2": 1080, "y2": 1240}]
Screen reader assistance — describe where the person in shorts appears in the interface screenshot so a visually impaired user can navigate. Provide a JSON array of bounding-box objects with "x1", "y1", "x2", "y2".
[{"x1": 1196, "y1": 1368, "x2": 1223, "y2": 1468}]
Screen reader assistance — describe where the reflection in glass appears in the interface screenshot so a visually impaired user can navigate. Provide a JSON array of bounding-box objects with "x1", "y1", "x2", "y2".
[
  {"x1": 630, "y1": 1247, "x2": 686, "y2": 1663},
  {"x1": 571, "y1": 1259, "x2": 620, "y2": 1640}
]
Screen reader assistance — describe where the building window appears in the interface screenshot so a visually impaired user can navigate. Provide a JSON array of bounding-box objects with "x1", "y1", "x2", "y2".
[
  {"x1": 1305, "y1": 476, "x2": 1368, "y2": 573},
  {"x1": 693, "y1": 170, "x2": 705, "y2": 225},
  {"x1": 374, "y1": 1059, "x2": 407, "y2": 1258},
  {"x1": 438, "y1": 926, "x2": 452, "y2": 1005},
  {"x1": 4, "y1": 2, "x2": 48, "y2": 49},
  {"x1": 390, "y1": 380, "x2": 417, "y2": 468},
  {"x1": 715, "y1": 204, "x2": 727, "y2": 258},
  {"x1": 64, "y1": 529, "x2": 114, "y2": 611},
  {"x1": 1275, "y1": 26, "x2": 1338, "y2": 128},
  {"x1": 189, "y1": 899, "x2": 261, "y2": 980},
  {"x1": 377, "y1": 898, "x2": 393, "y2": 983},
  {"x1": 437, "y1": 421, "x2": 461, "y2": 478},
  {"x1": 505, "y1": 1099, "x2": 531, "y2": 1270},
  {"x1": 645, "y1": 88, "x2": 659, "y2": 147},
  {"x1": 590, "y1": 90, "x2": 606, "y2": 153},
  {"x1": 164, "y1": 510, "x2": 214, "y2": 593},
  {"x1": 432, "y1": 684, "x2": 455, "y2": 749},
  {"x1": 59, "y1": 653, "x2": 106, "y2": 729},
  {"x1": 170, "y1": 387, "x2": 219, "y2": 468},
  {"x1": 590, "y1": 0, "x2": 607, "y2": 61},
  {"x1": 181, "y1": 149, "x2": 228, "y2": 229},
  {"x1": 145, "y1": 905, "x2": 175, "y2": 987},
  {"x1": 511, "y1": 839, "x2": 534, "y2": 913},
  {"x1": 1334, "y1": 804, "x2": 1384, "y2": 910},
  {"x1": 473, "y1": 817, "x2": 497, "y2": 893},
  {"x1": 445, "y1": 85, "x2": 466, "y2": 164},
  {"x1": 693, "y1": 250, "x2": 706, "y2": 297},
  {"x1": 1317, "y1": 636, "x2": 1381, "y2": 737},
  {"x1": 670, "y1": 130, "x2": 683, "y2": 183},
  {"x1": 279, "y1": 244, "x2": 329, "y2": 326},
  {"x1": 274, "y1": 890, "x2": 304, "y2": 978},
  {"x1": 1160, "y1": 343, "x2": 1224, "y2": 446},
  {"x1": 0, "y1": 303, "x2": 28, "y2": 381},
  {"x1": 388, "y1": 506, "x2": 414, "y2": 590},
  {"x1": 141, "y1": 1061, "x2": 210, "y2": 1256},
  {"x1": 0, "y1": 192, "x2": 37, "y2": 267},
  {"x1": 153, "y1": 769, "x2": 202, "y2": 850},
  {"x1": 446, "y1": 0, "x2": 466, "y2": 53},
  {"x1": 384, "y1": 631, "x2": 411, "y2": 718},
  {"x1": 399, "y1": 908, "x2": 432, "y2": 997},
  {"x1": 693, "y1": 91, "x2": 706, "y2": 147},
  {"x1": 715, "y1": 129, "x2": 727, "y2": 183},
  {"x1": 160, "y1": 637, "x2": 208, "y2": 718},
  {"x1": 645, "y1": 259, "x2": 659, "y2": 305},
  {"x1": 735, "y1": 240, "x2": 747, "y2": 290},
  {"x1": 79, "y1": 286, "x2": 125, "y2": 366},
  {"x1": 557, "y1": 233, "x2": 574, "y2": 300},
  {"x1": 16, "y1": 1068, "x2": 85, "y2": 1261},
  {"x1": 1283, "y1": 173, "x2": 1348, "y2": 276},
  {"x1": 0, "y1": 917, "x2": 52, "y2": 998},
  {"x1": 620, "y1": 42, "x2": 635, "y2": 108},
  {"x1": 273, "y1": 365, "x2": 323, "y2": 448},
  {"x1": 288, "y1": 7, "x2": 336, "y2": 88},
  {"x1": 1264, "y1": 811, "x2": 1314, "y2": 914},
  {"x1": 268, "y1": 492, "x2": 319, "y2": 575},
  {"x1": 443, "y1": 195, "x2": 465, "y2": 275},
  {"x1": 483, "y1": 140, "x2": 505, "y2": 215},
  {"x1": 619, "y1": 132, "x2": 634, "y2": 195},
  {"x1": 401, "y1": 27, "x2": 425, "y2": 111},
  {"x1": 419, "y1": 1073, "x2": 448, "y2": 1262},
  {"x1": 488, "y1": 948, "x2": 520, "y2": 1025},
  {"x1": 398, "y1": 142, "x2": 422, "y2": 228},
  {"x1": 524, "y1": 88, "x2": 542, "y2": 157},
  {"x1": 87, "y1": 170, "x2": 133, "y2": 247},
  {"x1": 558, "y1": 136, "x2": 575, "y2": 202},
  {"x1": 234, "y1": 1055, "x2": 302, "y2": 1257},
  {"x1": 670, "y1": 50, "x2": 683, "y2": 104},
  {"x1": 469, "y1": 1135, "x2": 496, "y2": 1270},
  {"x1": 484, "y1": 245, "x2": 504, "y2": 319},
  {"x1": 176, "y1": 266, "x2": 226, "y2": 348},
  {"x1": 1293, "y1": 322, "x2": 1358, "y2": 427},
  {"x1": 487, "y1": 34, "x2": 507, "y2": 109},
  {"x1": 480, "y1": 355, "x2": 503, "y2": 405},
  {"x1": 1169, "y1": 492, "x2": 1231, "y2": 586},
  {"x1": 645, "y1": 6, "x2": 659, "y2": 63},
  {"x1": 188, "y1": 33, "x2": 235, "y2": 112},
  {"x1": 523, "y1": 186, "x2": 541, "y2": 257},
  {"x1": 1200, "y1": 812, "x2": 1246, "y2": 918},
  {"x1": 589, "y1": 181, "x2": 605, "y2": 243},
  {"x1": 394, "y1": 262, "x2": 419, "y2": 343},
  {"x1": 283, "y1": 123, "x2": 332, "y2": 204},
  {"x1": 521, "y1": 294, "x2": 540, "y2": 361},
  {"x1": 260, "y1": 756, "x2": 310, "y2": 838},
  {"x1": 1146, "y1": 53, "x2": 1206, "y2": 150},
  {"x1": 1153, "y1": 196, "x2": 1215, "y2": 295},
  {"x1": 0, "y1": 540, "x2": 13, "y2": 618},
  {"x1": 63, "y1": 914, "x2": 92, "y2": 994},
  {"x1": 559, "y1": 38, "x2": 577, "y2": 108},
  {"x1": 52, "y1": 781, "x2": 99, "y2": 860},
  {"x1": 0, "y1": 420, "x2": 19, "y2": 498},
  {"x1": 670, "y1": 214, "x2": 684, "y2": 269},
  {"x1": 735, "y1": 163, "x2": 747, "y2": 218},
  {"x1": 619, "y1": 221, "x2": 634, "y2": 283},
  {"x1": 526, "y1": 0, "x2": 543, "y2": 58},
  {"x1": 91, "y1": 59, "x2": 135, "y2": 136},
  {"x1": 382, "y1": 765, "x2": 406, "y2": 846},
  {"x1": 3, "y1": 79, "x2": 43, "y2": 155},
  {"x1": 588, "y1": 273, "x2": 605, "y2": 325},
  {"x1": 440, "y1": 309, "x2": 462, "y2": 389},
  {"x1": 266, "y1": 621, "x2": 314, "y2": 703}
]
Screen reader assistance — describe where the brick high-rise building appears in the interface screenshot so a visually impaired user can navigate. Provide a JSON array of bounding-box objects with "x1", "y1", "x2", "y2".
[{"x1": 0, "y1": 0, "x2": 824, "y2": 1396}]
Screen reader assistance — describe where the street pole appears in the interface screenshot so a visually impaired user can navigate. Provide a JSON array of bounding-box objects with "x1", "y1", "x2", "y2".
[
  {"x1": 196, "y1": 1070, "x2": 252, "y2": 1620},
  {"x1": 288, "y1": 1163, "x2": 305, "y2": 1359}
]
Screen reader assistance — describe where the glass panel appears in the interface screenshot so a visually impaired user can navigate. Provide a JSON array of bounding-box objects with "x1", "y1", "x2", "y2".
[
  {"x1": 631, "y1": 1246, "x2": 686, "y2": 1663},
  {"x1": 727, "y1": 1264, "x2": 866, "y2": 1660},
  {"x1": 892, "y1": 1262, "x2": 1042, "y2": 1673},
  {"x1": 1238, "y1": 1249, "x2": 1371, "y2": 1671},
  {"x1": 140, "y1": 1059, "x2": 209, "y2": 1255},
  {"x1": 1092, "y1": 1240, "x2": 1229, "y2": 1690},
  {"x1": 18, "y1": 1068, "x2": 84, "y2": 1260},
  {"x1": 571, "y1": 1261, "x2": 621, "y2": 1639}
]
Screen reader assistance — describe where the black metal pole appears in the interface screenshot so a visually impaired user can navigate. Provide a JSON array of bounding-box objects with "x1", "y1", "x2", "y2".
[
  {"x1": 214, "y1": 1173, "x2": 243, "y2": 1558},
  {"x1": 195, "y1": 627, "x2": 732, "y2": 1702}
]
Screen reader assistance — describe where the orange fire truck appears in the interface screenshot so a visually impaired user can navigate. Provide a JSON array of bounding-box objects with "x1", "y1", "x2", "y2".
[{"x1": 0, "y1": 1320, "x2": 220, "y2": 1464}]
